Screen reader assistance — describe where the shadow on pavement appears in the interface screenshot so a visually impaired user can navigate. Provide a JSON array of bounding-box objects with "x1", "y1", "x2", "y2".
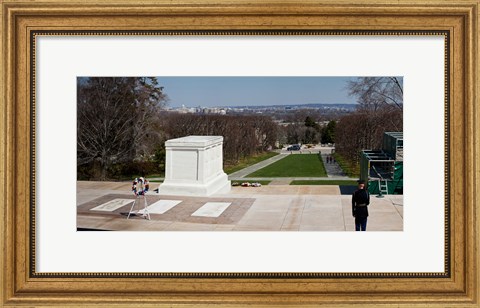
[
  {"x1": 77, "y1": 228, "x2": 111, "y2": 231},
  {"x1": 339, "y1": 185, "x2": 357, "y2": 195}
]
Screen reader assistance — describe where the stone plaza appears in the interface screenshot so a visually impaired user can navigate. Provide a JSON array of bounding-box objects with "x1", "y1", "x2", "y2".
[{"x1": 77, "y1": 181, "x2": 403, "y2": 231}]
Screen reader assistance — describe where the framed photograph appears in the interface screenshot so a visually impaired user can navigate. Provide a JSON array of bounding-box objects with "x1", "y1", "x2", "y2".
[{"x1": 1, "y1": 0, "x2": 478, "y2": 307}]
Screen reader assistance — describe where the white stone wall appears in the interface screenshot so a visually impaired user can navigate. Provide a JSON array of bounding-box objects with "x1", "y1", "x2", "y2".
[{"x1": 158, "y1": 136, "x2": 231, "y2": 196}]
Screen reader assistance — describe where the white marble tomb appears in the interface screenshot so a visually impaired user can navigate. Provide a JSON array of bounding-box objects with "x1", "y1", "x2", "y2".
[{"x1": 157, "y1": 136, "x2": 231, "y2": 196}]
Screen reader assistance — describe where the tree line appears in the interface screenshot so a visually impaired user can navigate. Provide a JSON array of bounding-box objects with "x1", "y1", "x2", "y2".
[
  {"x1": 77, "y1": 77, "x2": 279, "y2": 180},
  {"x1": 282, "y1": 116, "x2": 336, "y2": 145},
  {"x1": 162, "y1": 113, "x2": 278, "y2": 164},
  {"x1": 77, "y1": 77, "x2": 168, "y2": 180},
  {"x1": 335, "y1": 77, "x2": 403, "y2": 171},
  {"x1": 77, "y1": 76, "x2": 402, "y2": 180}
]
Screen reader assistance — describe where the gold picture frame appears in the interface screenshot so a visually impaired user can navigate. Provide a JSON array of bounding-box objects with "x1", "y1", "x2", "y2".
[{"x1": 1, "y1": 0, "x2": 479, "y2": 306}]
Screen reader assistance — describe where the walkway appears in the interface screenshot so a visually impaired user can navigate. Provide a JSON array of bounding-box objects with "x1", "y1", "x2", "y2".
[
  {"x1": 320, "y1": 153, "x2": 346, "y2": 178},
  {"x1": 227, "y1": 153, "x2": 289, "y2": 178},
  {"x1": 77, "y1": 181, "x2": 404, "y2": 231}
]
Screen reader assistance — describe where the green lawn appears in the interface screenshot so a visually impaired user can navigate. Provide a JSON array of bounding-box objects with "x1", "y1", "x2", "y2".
[
  {"x1": 247, "y1": 154, "x2": 327, "y2": 177},
  {"x1": 224, "y1": 152, "x2": 279, "y2": 174},
  {"x1": 290, "y1": 180, "x2": 358, "y2": 185},
  {"x1": 332, "y1": 153, "x2": 360, "y2": 178}
]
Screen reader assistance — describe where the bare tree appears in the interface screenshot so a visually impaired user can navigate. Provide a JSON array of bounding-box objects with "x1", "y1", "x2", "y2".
[
  {"x1": 252, "y1": 116, "x2": 278, "y2": 151},
  {"x1": 335, "y1": 107, "x2": 403, "y2": 166},
  {"x1": 131, "y1": 77, "x2": 169, "y2": 159},
  {"x1": 162, "y1": 113, "x2": 278, "y2": 164},
  {"x1": 334, "y1": 77, "x2": 404, "y2": 170},
  {"x1": 77, "y1": 77, "x2": 168, "y2": 180},
  {"x1": 348, "y1": 77, "x2": 403, "y2": 111}
]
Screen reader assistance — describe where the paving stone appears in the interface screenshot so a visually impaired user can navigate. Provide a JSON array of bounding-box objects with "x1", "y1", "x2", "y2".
[
  {"x1": 269, "y1": 179, "x2": 292, "y2": 185},
  {"x1": 90, "y1": 199, "x2": 134, "y2": 212},
  {"x1": 77, "y1": 181, "x2": 403, "y2": 232},
  {"x1": 192, "y1": 202, "x2": 232, "y2": 217},
  {"x1": 280, "y1": 196, "x2": 306, "y2": 231},
  {"x1": 138, "y1": 199, "x2": 182, "y2": 215}
]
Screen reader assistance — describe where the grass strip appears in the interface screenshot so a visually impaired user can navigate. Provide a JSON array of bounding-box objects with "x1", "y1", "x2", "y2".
[
  {"x1": 224, "y1": 152, "x2": 279, "y2": 174},
  {"x1": 332, "y1": 153, "x2": 360, "y2": 178},
  {"x1": 247, "y1": 154, "x2": 327, "y2": 177},
  {"x1": 290, "y1": 180, "x2": 358, "y2": 186}
]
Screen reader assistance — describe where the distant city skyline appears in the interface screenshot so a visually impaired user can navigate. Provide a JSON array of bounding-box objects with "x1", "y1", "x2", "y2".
[{"x1": 156, "y1": 77, "x2": 357, "y2": 108}]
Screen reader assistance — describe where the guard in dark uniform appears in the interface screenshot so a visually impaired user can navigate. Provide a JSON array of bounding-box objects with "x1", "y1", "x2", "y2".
[{"x1": 352, "y1": 180, "x2": 370, "y2": 231}]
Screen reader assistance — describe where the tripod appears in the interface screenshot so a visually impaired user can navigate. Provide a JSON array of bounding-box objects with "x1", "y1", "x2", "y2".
[
  {"x1": 127, "y1": 193, "x2": 151, "y2": 220},
  {"x1": 127, "y1": 177, "x2": 151, "y2": 220}
]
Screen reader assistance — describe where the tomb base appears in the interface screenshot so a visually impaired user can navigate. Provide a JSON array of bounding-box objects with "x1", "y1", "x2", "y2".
[
  {"x1": 157, "y1": 172, "x2": 231, "y2": 196},
  {"x1": 157, "y1": 136, "x2": 231, "y2": 196}
]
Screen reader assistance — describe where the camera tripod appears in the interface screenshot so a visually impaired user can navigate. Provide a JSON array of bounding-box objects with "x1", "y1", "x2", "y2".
[{"x1": 126, "y1": 193, "x2": 151, "y2": 220}]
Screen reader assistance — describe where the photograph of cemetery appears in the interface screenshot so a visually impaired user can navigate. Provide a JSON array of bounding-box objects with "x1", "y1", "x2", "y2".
[{"x1": 77, "y1": 76, "x2": 403, "y2": 231}]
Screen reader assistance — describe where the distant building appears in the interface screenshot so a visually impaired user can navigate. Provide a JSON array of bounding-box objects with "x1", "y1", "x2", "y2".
[{"x1": 176, "y1": 104, "x2": 196, "y2": 114}]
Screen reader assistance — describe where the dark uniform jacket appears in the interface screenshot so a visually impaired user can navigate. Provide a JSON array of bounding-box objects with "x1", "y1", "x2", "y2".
[{"x1": 352, "y1": 188, "x2": 370, "y2": 219}]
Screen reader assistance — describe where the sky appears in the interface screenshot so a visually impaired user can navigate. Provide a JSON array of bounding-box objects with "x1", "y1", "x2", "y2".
[{"x1": 155, "y1": 77, "x2": 357, "y2": 107}]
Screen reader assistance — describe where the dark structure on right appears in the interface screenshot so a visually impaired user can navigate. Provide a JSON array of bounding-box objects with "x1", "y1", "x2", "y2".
[{"x1": 360, "y1": 132, "x2": 403, "y2": 195}]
